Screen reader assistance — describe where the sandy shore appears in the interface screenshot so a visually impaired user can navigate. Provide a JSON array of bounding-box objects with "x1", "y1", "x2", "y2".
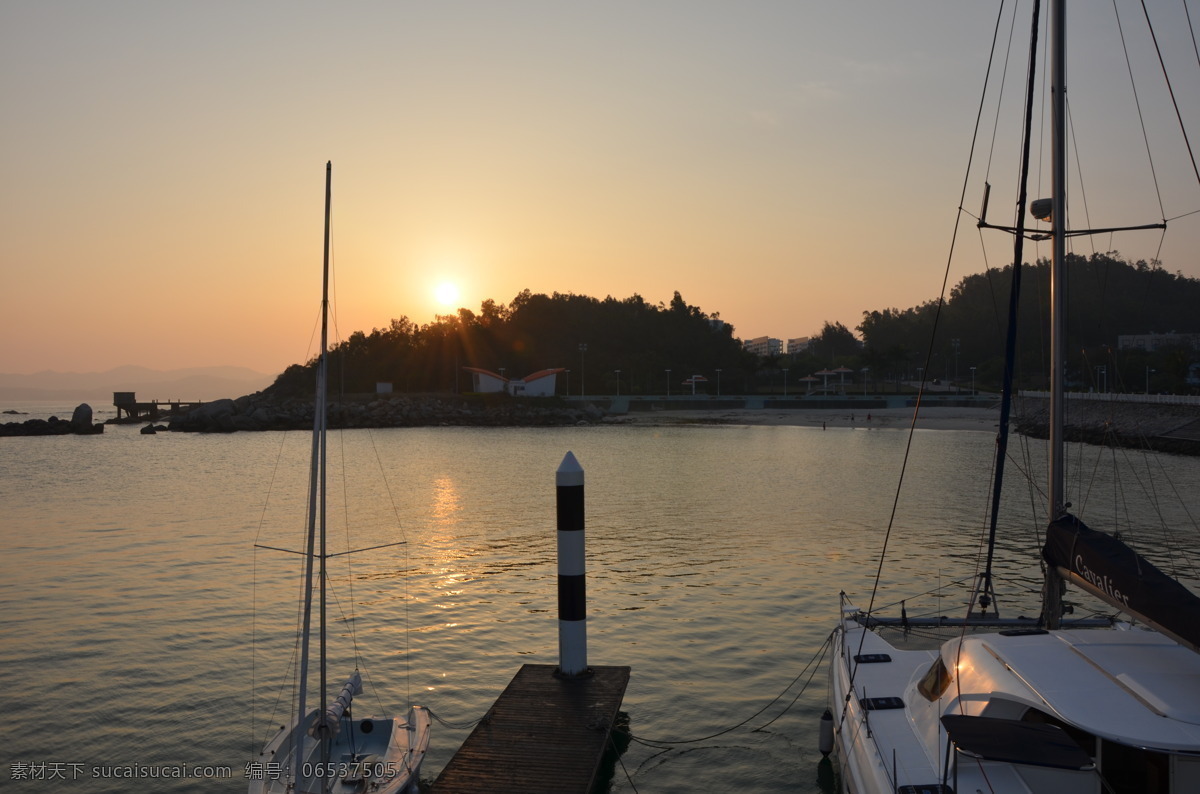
[{"x1": 610, "y1": 405, "x2": 1002, "y2": 432}]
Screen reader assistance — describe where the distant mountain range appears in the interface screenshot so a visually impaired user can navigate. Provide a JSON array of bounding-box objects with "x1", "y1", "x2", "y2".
[{"x1": 0, "y1": 365, "x2": 276, "y2": 402}]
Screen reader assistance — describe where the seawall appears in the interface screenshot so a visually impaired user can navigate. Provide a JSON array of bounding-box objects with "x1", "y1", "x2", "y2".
[{"x1": 1013, "y1": 393, "x2": 1200, "y2": 455}]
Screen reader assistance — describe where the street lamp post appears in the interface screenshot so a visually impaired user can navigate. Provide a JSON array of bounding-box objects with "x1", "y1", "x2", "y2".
[
  {"x1": 615, "y1": 369, "x2": 621, "y2": 396},
  {"x1": 665, "y1": 369, "x2": 671, "y2": 397},
  {"x1": 1146, "y1": 367, "x2": 1155, "y2": 395},
  {"x1": 783, "y1": 368, "x2": 789, "y2": 397},
  {"x1": 579, "y1": 344, "x2": 587, "y2": 399},
  {"x1": 716, "y1": 368, "x2": 722, "y2": 396},
  {"x1": 952, "y1": 338, "x2": 960, "y2": 393},
  {"x1": 970, "y1": 366, "x2": 977, "y2": 396}
]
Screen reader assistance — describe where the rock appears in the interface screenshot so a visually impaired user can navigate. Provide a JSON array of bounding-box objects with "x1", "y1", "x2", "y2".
[
  {"x1": 169, "y1": 398, "x2": 238, "y2": 432},
  {"x1": 0, "y1": 414, "x2": 98, "y2": 436},
  {"x1": 70, "y1": 403, "x2": 103, "y2": 434},
  {"x1": 160, "y1": 392, "x2": 606, "y2": 433}
]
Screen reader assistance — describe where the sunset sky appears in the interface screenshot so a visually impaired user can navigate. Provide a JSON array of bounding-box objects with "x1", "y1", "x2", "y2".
[{"x1": 3, "y1": 2, "x2": 1198, "y2": 376}]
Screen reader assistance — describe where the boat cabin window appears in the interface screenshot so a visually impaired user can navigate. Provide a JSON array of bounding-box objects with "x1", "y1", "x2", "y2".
[
  {"x1": 917, "y1": 656, "x2": 952, "y2": 701},
  {"x1": 1022, "y1": 708, "x2": 1175, "y2": 793},
  {"x1": 1099, "y1": 738, "x2": 1170, "y2": 794},
  {"x1": 1020, "y1": 708, "x2": 1095, "y2": 756}
]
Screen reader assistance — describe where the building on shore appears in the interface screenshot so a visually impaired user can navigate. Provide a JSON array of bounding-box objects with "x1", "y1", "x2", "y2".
[
  {"x1": 744, "y1": 336, "x2": 783, "y2": 357},
  {"x1": 786, "y1": 337, "x2": 811, "y2": 355},
  {"x1": 463, "y1": 367, "x2": 565, "y2": 397},
  {"x1": 1118, "y1": 332, "x2": 1200, "y2": 352}
]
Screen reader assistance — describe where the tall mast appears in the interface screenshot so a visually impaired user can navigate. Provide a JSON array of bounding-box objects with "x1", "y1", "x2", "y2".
[
  {"x1": 1044, "y1": 0, "x2": 1067, "y2": 627},
  {"x1": 978, "y1": 0, "x2": 1043, "y2": 618},
  {"x1": 318, "y1": 159, "x2": 331, "y2": 782},
  {"x1": 295, "y1": 161, "x2": 333, "y2": 781}
]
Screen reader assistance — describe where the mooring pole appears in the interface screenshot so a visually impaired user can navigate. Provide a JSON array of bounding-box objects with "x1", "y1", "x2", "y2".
[{"x1": 556, "y1": 451, "x2": 588, "y2": 676}]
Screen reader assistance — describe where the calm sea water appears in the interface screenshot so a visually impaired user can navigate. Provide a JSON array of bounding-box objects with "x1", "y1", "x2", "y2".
[{"x1": 2, "y1": 402, "x2": 1198, "y2": 792}]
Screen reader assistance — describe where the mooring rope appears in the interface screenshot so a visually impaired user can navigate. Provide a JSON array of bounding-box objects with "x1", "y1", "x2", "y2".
[
  {"x1": 629, "y1": 634, "x2": 831, "y2": 751},
  {"x1": 424, "y1": 707, "x2": 487, "y2": 731}
]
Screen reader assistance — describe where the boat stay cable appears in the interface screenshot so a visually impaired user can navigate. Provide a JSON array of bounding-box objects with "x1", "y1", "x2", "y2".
[
  {"x1": 849, "y1": 0, "x2": 1013, "y2": 679},
  {"x1": 1139, "y1": 0, "x2": 1200, "y2": 191}
]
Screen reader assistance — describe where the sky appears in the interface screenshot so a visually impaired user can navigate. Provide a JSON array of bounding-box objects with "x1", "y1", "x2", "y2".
[{"x1": 3, "y1": 1, "x2": 1198, "y2": 376}]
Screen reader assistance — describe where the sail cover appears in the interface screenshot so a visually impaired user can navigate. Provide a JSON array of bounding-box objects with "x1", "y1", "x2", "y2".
[
  {"x1": 310, "y1": 672, "x2": 363, "y2": 738},
  {"x1": 1043, "y1": 514, "x2": 1200, "y2": 653}
]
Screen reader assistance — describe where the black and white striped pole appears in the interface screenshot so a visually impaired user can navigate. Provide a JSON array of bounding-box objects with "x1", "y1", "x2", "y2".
[{"x1": 556, "y1": 451, "x2": 588, "y2": 677}]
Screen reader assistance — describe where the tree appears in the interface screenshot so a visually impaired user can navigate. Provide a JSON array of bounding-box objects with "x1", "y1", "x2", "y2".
[{"x1": 810, "y1": 321, "x2": 861, "y2": 364}]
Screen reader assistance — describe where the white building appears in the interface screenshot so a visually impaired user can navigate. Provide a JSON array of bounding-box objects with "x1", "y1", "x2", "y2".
[
  {"x1": 464, "y1": 367, "x2": 508, "y2": 394},
  {"x1": 786, "y1": 337, "x2": 811, "y2": 355},
  {"x1": 463, "y1": 367, "x2": 565, "y2": 396},
  {"x1": 744, "y1": 336, "x2": 783, "y2": 357},
  {"x1": 1118, "y1": 332, "x2": 1200, "y2": 352},
  {"x1": 509, "y1": 369, "x2": 564, "y2": 397}
]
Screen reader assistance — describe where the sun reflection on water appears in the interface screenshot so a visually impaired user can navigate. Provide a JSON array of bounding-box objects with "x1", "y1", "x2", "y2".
[{"x1": 431, "y1": 476, "x2": 461, "y2": 523}]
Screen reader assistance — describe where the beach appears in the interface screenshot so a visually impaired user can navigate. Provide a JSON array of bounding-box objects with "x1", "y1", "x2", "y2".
[{"x1": 611, "y1": 405, "x2": 1002, "y2": 432}]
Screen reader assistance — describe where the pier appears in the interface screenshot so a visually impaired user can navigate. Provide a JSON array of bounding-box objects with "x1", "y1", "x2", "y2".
[
  {"x1": 435, "y1": 452, "x2": 632, "y2": 792},
  {"x1": 432, "y1": 663, "x2": 631, "y2": 793},
  {"x1": 112, "y1": 392, "x2": 204, "y2": 422}
]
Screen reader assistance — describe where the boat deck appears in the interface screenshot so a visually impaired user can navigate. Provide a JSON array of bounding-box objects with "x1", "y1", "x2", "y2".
[{"x1": 433, "y1": 663, "x2": 631, "y2": 794}]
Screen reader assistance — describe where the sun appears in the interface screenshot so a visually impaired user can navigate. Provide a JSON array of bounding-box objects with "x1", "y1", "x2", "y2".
[{"x1": 434, "y1": 281, "x2": 461, "y2": 308}]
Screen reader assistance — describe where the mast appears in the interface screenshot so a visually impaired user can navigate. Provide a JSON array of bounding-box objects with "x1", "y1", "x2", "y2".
[
  {"x1": 295, "y1": 160, "x2": 333, "y2": 782},
  {"x1": 1043, "y1": 0, "x2": 1067, "y2": 627},
  {"x1": 978, "y1": 0, "x2": 1043, "y2": 619},
  {"x1": 318, "y1": 159, "x2": 332, "y2": 784}
]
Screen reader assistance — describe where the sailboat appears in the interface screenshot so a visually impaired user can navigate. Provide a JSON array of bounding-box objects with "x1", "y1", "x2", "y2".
[
  {"x1": 250, "y1": 162, "x2": 431, "y2": 794},
  {"x1": 826, "y1": 3, "x2": 1200, "y2": 792}
]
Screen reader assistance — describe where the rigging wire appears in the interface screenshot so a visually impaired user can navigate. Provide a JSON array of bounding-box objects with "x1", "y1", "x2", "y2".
[
  {"x1": 973, "y1": 2, "x2": 1020, "y2": 400},
  {"x1": 1113, "y1": 0, "x2": 1169, "y2": 222},
  {"x1": 362, "y1": 426, "x2": 417, "y2": 711},
  {"x1": 851, "y1": 0, "x2": 1011, "y2": 665},
  {"x1": 1140, "y1": 0, "x2": 1200, "y2": 190},
  {"x1": 983, "y1": 3, "x2": 1023, "y2": 186},
  {"x1": 249, "y1": 423, "x2": 300, "y2": 751},
  {"x1": 1066, "y1": 100, "x2": 1098, "y2": 257},
  {"x1": 249, "y1": 288, "x2": 329, "y2": 753},
  {"x1": 1188, "y1": 0, "x2": 1200, "y2": 67},
  {"x1": 326, "y1": 203, "x2": 369, "y2": 681}
]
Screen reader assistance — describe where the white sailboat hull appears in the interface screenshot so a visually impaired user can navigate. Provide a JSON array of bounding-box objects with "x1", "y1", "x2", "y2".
[
  {"x1": 250, "y1": 705, "x2": 431, "y2": 794},
  {"x1": 829, "y1": 601, "x2": 1200, "y2": 793}
]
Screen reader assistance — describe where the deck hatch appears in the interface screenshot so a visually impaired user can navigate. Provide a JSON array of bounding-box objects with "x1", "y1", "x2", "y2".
[
  {"x1": 861, "y1": 696, "x2": 905, "y2": 710},
  {"x1": 853, "y1": 653, "x2": 892, "y2": 663}
]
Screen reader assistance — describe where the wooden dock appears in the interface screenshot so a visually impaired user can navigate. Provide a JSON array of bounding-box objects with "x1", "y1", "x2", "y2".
[
  {"x1": 112, "y1": 392, "x2": 203, "y2": 422},
  {"x1": 433, "y1": 664, "x2": 631, "y2": 793}
]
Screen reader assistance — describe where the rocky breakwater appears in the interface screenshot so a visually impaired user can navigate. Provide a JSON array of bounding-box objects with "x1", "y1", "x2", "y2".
[
  {"x1": 167, "y1": 393, "x2": 606, "y2": 433},
  {"x1": 1014, "y1": 395, "x2": 1200, "y2": 455},
  {"x1": 1, "y1": 403, "x2": 106, "y2": 437}
]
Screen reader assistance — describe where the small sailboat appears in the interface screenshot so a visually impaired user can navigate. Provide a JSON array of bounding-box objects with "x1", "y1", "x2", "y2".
[
  {"x1": 827, "y1": 3, "x2": 1200, "y2": 792},
  {"x1": 250, "y1": 162, "x2": 430, "y2": 794}
]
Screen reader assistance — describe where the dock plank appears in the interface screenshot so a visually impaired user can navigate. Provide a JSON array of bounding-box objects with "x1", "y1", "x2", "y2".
[{"x1": 433, "y1": 664, "x2": 630, "y2": 794}]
